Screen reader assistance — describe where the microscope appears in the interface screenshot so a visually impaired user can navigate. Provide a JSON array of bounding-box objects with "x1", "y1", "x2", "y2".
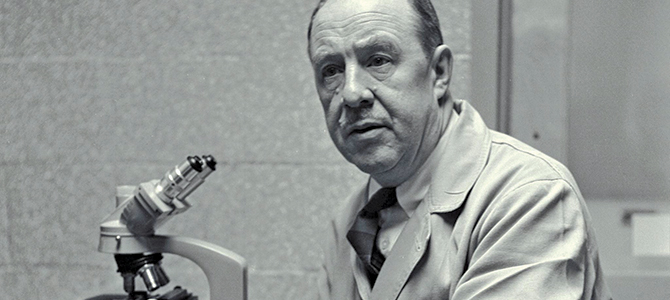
[{"x1": 89, "y1": 155, "x2": 247, "y2": 300}]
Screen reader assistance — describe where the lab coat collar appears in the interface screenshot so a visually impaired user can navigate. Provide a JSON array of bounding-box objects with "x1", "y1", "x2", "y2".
[{"x1": 425, "y1": 99, "x2": 491, "y2": 213}]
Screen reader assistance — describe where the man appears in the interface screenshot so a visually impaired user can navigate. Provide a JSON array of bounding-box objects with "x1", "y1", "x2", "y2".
[{"x1": 308, "y1": 0, "x2": 611, "y2": 299}]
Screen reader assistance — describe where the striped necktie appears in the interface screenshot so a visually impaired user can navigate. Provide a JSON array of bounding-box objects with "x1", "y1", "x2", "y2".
[{"x1": 346, "y1": 187, "x2": 397, "y2": 285}]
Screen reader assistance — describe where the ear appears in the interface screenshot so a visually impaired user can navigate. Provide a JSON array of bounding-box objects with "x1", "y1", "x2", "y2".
[{"x1": 430, "y1": 45, "x2": 453, "y2": 105}]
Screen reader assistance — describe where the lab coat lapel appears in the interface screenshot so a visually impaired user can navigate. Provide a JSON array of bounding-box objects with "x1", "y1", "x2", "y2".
[{"x1": 369, "y1": 198, "x2": 431, "y2": 300}]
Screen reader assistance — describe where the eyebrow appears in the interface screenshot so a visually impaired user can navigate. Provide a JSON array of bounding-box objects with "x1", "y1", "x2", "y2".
[
  {"x1": 310, "y1": 47, "x2": 339, "y2": 66},
  {"x1": 310, "y1": 34, "x2": 401, "y2": 65},
  {"x1": 353, "y1": 34, "x2": 400, "y2": 56}
]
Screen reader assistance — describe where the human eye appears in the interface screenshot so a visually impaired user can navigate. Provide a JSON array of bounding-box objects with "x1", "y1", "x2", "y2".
[
  {"x1": 321, "y1": 64, "x2": 343, "y2": 78},
  {"x1": 320, "y1": 64, "x2": 343, "y2": 90},
  {"x1": 365, "y1": 55, "x2": 394, "y2": 80},
  {"x1": 367, "y1": 56, "x2": 392, "y2": 68}
]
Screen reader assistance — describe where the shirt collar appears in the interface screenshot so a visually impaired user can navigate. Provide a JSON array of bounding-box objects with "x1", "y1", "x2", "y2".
[{"x1": 368, "y1": 106, "x2": 461, "y2": 217}]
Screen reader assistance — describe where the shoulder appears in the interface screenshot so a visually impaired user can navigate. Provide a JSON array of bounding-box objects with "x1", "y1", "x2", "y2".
[
  {"x1": 461, "y1": 130, "x2": 591, "y2": 232},
  {"x1": 466, "y1": 130, "x2": 594, "y2": 238},
  {"x1": 484, "y1": 130, "x2": 580, "y2": 192}
]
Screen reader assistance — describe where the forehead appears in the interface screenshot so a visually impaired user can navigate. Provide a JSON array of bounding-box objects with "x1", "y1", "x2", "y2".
[
  {"x1": 315, "y1": 0, "x2": 413, "y2": 22},
  {"x1": 310, "y1": 0, "x2": 420, "y2": 56}
]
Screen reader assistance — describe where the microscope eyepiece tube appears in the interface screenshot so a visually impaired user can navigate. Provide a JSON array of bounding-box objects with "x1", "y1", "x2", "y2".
[
  {"x1": 155, "y1": 156, "x2": 205, "y2": 203},
  {"x1": 120, "y1": 155, "x2": 217, "y2": 235},
  {"x1": 174, "y1": 154, "x2": 217, "y2": 201}
]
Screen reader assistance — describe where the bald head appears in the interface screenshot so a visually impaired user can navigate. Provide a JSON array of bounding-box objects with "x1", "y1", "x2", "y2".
[{"x1": 307, "y1": 0, "x2": 443, "y2": 58}]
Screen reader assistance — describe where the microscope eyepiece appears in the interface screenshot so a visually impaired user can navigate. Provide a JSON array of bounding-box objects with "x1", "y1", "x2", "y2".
[
  {"x1": 202, "y1": 155, "x2": 216, "y2": 171},
  {"x1": 187, "y1": 156, "x2": 204, "y2": 172}
]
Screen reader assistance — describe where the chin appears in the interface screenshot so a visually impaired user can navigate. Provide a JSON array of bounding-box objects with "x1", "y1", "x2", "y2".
[
  {"x1": 335, "y1": 138, "x2": 404, "y2": 176},
  {"x1": 347, "y1": 152, "x2": 398, "y2": 177}
]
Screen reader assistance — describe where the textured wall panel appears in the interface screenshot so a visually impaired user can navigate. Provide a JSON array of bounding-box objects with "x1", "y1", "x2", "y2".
[
  {"x1": 108, "y1": 58, "x2": 338, "y2": 165},
  {"x1": 7, "y1": 164, "x2": 116, "y2": 266},
  {"x1": 0, "y1": 63, "x2": 117, "y2": 164},
  {"x1": 0, "y1": 170, "x2": 8, "y2": 265},
  {"x1": 2, "y1": 266, "x2": 120, "y2": 299}
]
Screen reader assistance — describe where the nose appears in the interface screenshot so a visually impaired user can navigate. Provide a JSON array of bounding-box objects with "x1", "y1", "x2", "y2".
[{"x1": 340, "y1": 64, "x2": 373, "y2": 108}]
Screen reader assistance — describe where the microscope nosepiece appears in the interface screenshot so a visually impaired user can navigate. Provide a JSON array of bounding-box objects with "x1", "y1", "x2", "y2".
[{"x1": 115, "y1": 253, "x2": 170, "y2": 292}]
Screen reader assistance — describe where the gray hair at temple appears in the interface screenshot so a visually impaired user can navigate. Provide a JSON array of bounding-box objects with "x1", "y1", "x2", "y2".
[{"x1": 306, "y1": 0, "x2": 444, "y2": 59}]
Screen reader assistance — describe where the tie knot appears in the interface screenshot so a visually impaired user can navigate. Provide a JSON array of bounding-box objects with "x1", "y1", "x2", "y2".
[{"x1": 361, "y1": 187, "x2": 397, "y2": 217}]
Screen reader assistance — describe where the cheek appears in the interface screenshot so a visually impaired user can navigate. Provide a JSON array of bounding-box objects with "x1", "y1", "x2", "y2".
[
  {"x1": 386, "y1": 90, "x2": 436, "y2": 137},
  {"x1": 319, "y1": 94, "x2": 341, "y2": 133},
  {"x1": 317, "y1": 85, "x2": 336, "y2": 107}
]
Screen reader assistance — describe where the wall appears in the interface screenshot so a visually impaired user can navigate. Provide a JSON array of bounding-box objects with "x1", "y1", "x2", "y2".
[
  {"x1": 509, "y1": 0, "x2": 569, "y2": 164},
  {"x1": 0, "y1": 1, "x2": 472, "y2": 299},
  {"x1": 569, "y1": 0, "x2": 670, "y2": 298},
  {"x1": 569, "y1": 0, "x2": 670, "y2": 199}
]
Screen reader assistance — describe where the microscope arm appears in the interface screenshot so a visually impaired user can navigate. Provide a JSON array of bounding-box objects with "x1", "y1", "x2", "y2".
[
  {"x1": 148, "y1": 235, "x2": 247, "y2": 300},
  {"x1": 100, "y1": 234, "x2": 247, "y2": 300}
]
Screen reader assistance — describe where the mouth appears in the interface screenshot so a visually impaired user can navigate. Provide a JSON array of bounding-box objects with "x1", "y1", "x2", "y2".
[{"x1": 346, "y1": 122, "x2": 386, "y2": 137}]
